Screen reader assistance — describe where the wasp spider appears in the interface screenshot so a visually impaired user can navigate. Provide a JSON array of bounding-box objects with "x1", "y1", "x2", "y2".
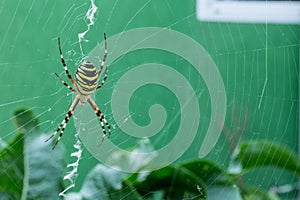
[{"x1": 46, "y1": 33, "x2": 111, "y2": 150}]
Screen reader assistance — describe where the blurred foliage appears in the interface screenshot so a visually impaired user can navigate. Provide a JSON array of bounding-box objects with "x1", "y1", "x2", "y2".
[
  {"x1": 0, "y1": 108, "x2": 65, "y2": 200},
  {"x1": 237, "y1": 141, "x2": 300, "y2": 175},
  {"x1": 0, "y1": 108, "x2": 299, "y2": 199},
  {"x1": 0, "y1": 132, "x2": 24, "y2": 200}
]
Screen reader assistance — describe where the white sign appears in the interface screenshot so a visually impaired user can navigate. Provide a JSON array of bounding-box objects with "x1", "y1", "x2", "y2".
[{"x1": 197, "y1": 0, "x2": 300, "y2": 24}]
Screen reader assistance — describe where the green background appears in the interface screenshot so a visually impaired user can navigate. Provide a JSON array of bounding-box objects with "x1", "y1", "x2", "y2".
[{"x1": 0, "y1": 0, "x2": 298, "y2": 195}]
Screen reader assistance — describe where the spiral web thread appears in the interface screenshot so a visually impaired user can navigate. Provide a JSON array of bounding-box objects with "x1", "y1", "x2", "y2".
[{"x1": 0, "y1": 0, "x2": 297, "y2": 199}]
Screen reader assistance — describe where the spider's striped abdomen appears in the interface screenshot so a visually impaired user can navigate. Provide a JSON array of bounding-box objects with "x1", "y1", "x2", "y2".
[{"x1": 75, "y1": 61, "x2": 99, "y2": 96}]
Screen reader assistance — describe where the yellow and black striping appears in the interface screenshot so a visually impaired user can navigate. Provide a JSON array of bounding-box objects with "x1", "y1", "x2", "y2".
[{"x1": 75, "y1": 61, "x2": 99, "y2": 95}]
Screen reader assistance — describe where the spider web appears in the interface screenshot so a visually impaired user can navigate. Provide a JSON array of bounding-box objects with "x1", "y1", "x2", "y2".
[{"x1": 0, "y1": 0, "x2": 299, "y2": 199}]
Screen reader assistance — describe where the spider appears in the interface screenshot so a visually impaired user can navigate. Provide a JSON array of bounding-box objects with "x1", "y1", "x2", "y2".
[{"x1": 46, "y1": 33, "x2": 111, "y2": 150}]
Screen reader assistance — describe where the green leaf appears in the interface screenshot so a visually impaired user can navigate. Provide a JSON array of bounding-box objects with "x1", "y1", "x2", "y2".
[
  {"x1": 130, "y1": 165, "x2": 206, "y2": 199},
  {"x1": 180, "y1": 160, "x2": 233, "y2": 185},
  {"x1": 105, "y1": 138, "x2": 157, "y2": 172},
  {"x1": 23, "y1": 133, "x2": 65, "y2": 200},
  {"x1": 13, "y1": 108, "x2": 39, "y2": 133},
  {"x1": 72, "y1": 164, "x2": 142, "y2": 200},
  {"x1": 235, "y1": 140, "x2": 300, "y2": 175},
  {"x1": 12, "y1": 108, "x2": 65, "y2": 200},
  {"x1": 241, "y1": 186, "x2": 280, "y2": 200},
  {"x1": 0, "y1": 132, "x2": 24, "y2": 200},
  {"x1": 207, "y1": 185, "x2": 242, "y2": 200}
]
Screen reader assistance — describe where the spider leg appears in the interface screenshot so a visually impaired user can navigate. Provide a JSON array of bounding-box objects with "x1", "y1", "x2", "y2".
[
  {"x1": 58, "y1": 37, "x2": 76, "y2": 87},
  {"x1": 45, "y1": 95, "x2": 80, "y2": 149},
  {"x1": 100, "y1": 33, "x2": 107, "y2": 71},
  {"x1": 87, "y1": 98, "x2": 111, "y2": 144},
  {"x1": 96, "y1": 67, "x2": 108, "y2": 90},
  {"x1": 96, "y1": 33, "x2": 108, "y2": 90},
  {"x1": 55, "y1": 73, "x2": 76, "y2": 92}
]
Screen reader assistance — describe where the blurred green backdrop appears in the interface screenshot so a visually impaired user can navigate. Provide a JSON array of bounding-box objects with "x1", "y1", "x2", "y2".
[{"x1": 0, "y1": 0, "x2": 298, "y2": 195}]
